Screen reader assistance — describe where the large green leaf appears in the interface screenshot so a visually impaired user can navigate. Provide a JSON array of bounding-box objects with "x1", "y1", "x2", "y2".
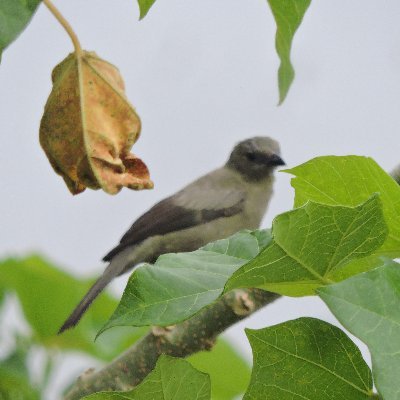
[
  {"x1": 267, "y1": 0, "x2": 311, "y2": 104},
  {"x1": 226, "y1": 195, "x2": 387, "y2": 296},
  {"x1": 0, "y1": 0, "x2": 42, "y2": 61},
  {"x1": 285, "y1": 155, "x2": 400, "y2": 257},
  {"x1": 82, "y1": 355, "x2": 210, "y2": 400},
  {"x1": 98, "y1": 230, "x2": 271, "y2": 334},
  {"x1": 245, "y1": 318, "x2": 374, "y2": 399},
  {"x1": 0, "y1": 256, "x2": 147, "y2": 360},
  {"x1": 188, "y1": 338, "x2": 250, "y2": 400},
  {"x1": 319, "y1": 261, "x2": 400, "y2": 400},
  {"x1": 137, "y1": 0, "x2": 157, "y2": 20}
]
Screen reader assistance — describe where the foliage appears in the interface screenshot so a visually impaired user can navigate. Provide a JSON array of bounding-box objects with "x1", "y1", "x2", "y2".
[
  {"x1": 0, "y1": 0, "x2": 311, "y2": 192},
  {"x1": 0, "y1": 256, "x2": 250, "y2": 398},
  {"x1": 91, "y1": 155, "x2": 398, "y2": 399},
  {"x1": 188, "y1": 339, "x2": 251, "y2": 400},
  {"x1": 98, "y1": 230, "x2": 271, "y2": 334},
  {"x1": 137, "y1": 0, "x2": 157, "y2": 20},
  {"x1": 5, "y1": 154, "x2": 398, "y2": 398},
  {"x1": 81, "y1": 355, "x2": 211, "y2": 400},
  {"x1": 319, "y1": 261, "x2": 400, "y2": 400},
  {"x1": 226, "y1": 195, "x2": 386, "y2": 295},
  {"x1": 268, "y1": 0, "x2": 311, "y2": 104},
  {"x1": 99, "y1": 192, "x2": 386, "y2": 333},
  {"x1": 0, "y1": 338, "x2": 41, "y2": 400},
  {"x1": 285, "y1": 156, "x2": 400, "y2": 257},
  {"x1": 0, "y1": 255, "x2": 145, "y2": 360},
  {"x1": 245, "y1": 318, "x2": 374, "y2": 399},
  {"x1": 0, "y1": 0, "x2": 310, "y2": 183},
  {"x1": 0, "y1": 0, "x2": 42, "y2": 62},
  {"x1": 1, "y1": 1, "x2": 400, "y2": 400},
  {"x1": 40, "y1": 51, "x2": 152, "y2": 195}
]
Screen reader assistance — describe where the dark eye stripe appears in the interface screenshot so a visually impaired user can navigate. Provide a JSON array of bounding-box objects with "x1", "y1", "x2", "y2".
[
  {"x1": 246, "y1": 152, "x2": 268, "y2": 163},
  {"x1": 246, "y1": 152, "x2": 257, "y2": 161}
]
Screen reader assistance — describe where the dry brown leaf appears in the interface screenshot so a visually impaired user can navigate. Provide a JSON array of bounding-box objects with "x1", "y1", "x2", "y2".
[{"x1": 39, "y1": 51, "x2": 154, "y2": 195}]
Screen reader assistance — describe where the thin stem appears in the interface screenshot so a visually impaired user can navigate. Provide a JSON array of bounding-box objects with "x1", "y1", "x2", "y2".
[{"x1": 43, "y1": 0, "x2": 83, "y2": 56}]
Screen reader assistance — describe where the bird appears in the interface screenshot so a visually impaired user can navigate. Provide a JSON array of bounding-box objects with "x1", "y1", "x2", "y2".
[{"x1": 59, "y1": 136, "x2": 285, "y2": 333}]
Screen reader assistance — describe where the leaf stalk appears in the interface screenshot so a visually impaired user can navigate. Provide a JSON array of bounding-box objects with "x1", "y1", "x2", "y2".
[{"x1": 43, "y1": 0, "x2": 83, "y2": 56}]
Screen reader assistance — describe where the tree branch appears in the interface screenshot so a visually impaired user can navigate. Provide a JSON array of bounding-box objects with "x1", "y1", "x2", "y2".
[{"x1": 64, "y1": 289, "x2": 279, "y2": 399}]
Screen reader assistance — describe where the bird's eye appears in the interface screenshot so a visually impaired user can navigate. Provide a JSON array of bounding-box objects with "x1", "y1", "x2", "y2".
[{"x1": 246, "y1": 152, "x2": 256, "y2": 161}]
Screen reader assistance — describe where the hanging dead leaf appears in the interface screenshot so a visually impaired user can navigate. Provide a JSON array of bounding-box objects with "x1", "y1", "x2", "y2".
[{"x1": 39, "y1": 51, "x2": 153, "y2": 195}]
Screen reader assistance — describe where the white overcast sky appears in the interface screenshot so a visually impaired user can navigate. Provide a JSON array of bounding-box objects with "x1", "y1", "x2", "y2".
[{"x1": 1, "y1": 0, "x2": 400, "y2": 397}]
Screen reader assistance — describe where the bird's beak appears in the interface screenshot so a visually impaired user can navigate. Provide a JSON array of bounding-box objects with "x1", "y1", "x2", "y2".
[{"x1": 269, "y1": 153, "x2": 286, "y2": 167}]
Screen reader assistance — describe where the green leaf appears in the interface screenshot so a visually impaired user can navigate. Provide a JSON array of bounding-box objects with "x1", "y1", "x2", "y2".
[
  {"x1": 319, "y1": 261, "x2": 400, "y2": 400},
  {"x1": 226, "y1": 195, "x2": 387, "y2": 296},
  {"x1": 137, "y1": 0, "x2": 157, "y2": 20},
  {"x1": 267, "y1": 0, "x2": 311, "y2": 104},
  {"x1": 188, "y1": 338, "x2": 250, "y2": 400},
  {"x1": 284, "y1": 155, "x2": 400, "y2": 257},
  {"x1": 0, "y1": 367, "x2": 40, "y2": 400},
  {"x1": 0, "y1": 341, "x2": 40, "y2": 400},
  {"x1": 0, "y1": 0, "x2": 42, "y2": 62},
  {"x1": 0, "y1": 336, "x2": 31, "y2": 379},
  {"x1": 245, "y1": 318, "x2": 374, "y2": 399},
  {"x1": 0, "y1": 255, "x2": 147, "y2": 360},
  {"x1": 82, "y1": 355, "x2": 210, "y2": 400},
  {"x1": 98, "y1": 230, "x2": 271, "y2": 335}
]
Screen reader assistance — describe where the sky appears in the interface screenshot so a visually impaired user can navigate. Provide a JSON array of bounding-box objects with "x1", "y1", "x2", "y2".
[{"x1": 1, "y1": 0, "x2": 400, "y2": 397}]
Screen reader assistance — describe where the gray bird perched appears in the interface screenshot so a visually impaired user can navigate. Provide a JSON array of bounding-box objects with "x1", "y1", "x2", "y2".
[{"x1": 59, "y1": 137, "x2": 285, "y2": 333}]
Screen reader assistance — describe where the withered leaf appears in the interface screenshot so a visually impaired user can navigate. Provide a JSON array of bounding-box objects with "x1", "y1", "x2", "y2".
[{"x1": 40, "y1": 51, "x2": 153, "y2": 195}]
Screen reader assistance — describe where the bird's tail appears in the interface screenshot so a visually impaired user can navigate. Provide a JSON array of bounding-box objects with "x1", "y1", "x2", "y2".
[
  {"x1": 58, "y1": 248, "x2": 137, "y2": 334},
  {"x1": 58, "y1": 274, "x2": 111, "y2": 334}
]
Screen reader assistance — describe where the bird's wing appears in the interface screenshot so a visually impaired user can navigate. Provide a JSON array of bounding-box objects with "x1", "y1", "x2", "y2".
[{"x1": 103, "y1": 172, "x2": 246, "y2": 261}]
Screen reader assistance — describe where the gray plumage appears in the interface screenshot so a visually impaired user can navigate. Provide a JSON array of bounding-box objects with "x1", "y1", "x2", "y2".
[{"x1": 59, "y1": 137, "x2": 285, "y2": 333}]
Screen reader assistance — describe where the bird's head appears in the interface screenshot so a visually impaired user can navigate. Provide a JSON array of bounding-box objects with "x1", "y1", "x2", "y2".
[{"x1": 226, "y1": 137, "x2": 285, "y2": 181}]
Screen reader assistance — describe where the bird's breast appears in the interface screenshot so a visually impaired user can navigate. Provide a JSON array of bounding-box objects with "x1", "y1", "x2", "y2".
[{"x1": 241, "y1": 176, "x2": 274, "y2": 229}]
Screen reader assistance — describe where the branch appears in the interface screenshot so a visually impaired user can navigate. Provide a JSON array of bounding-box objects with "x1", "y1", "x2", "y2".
[{"x1": 64, "y1": 289, "x2": 279, "y2": 399}]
